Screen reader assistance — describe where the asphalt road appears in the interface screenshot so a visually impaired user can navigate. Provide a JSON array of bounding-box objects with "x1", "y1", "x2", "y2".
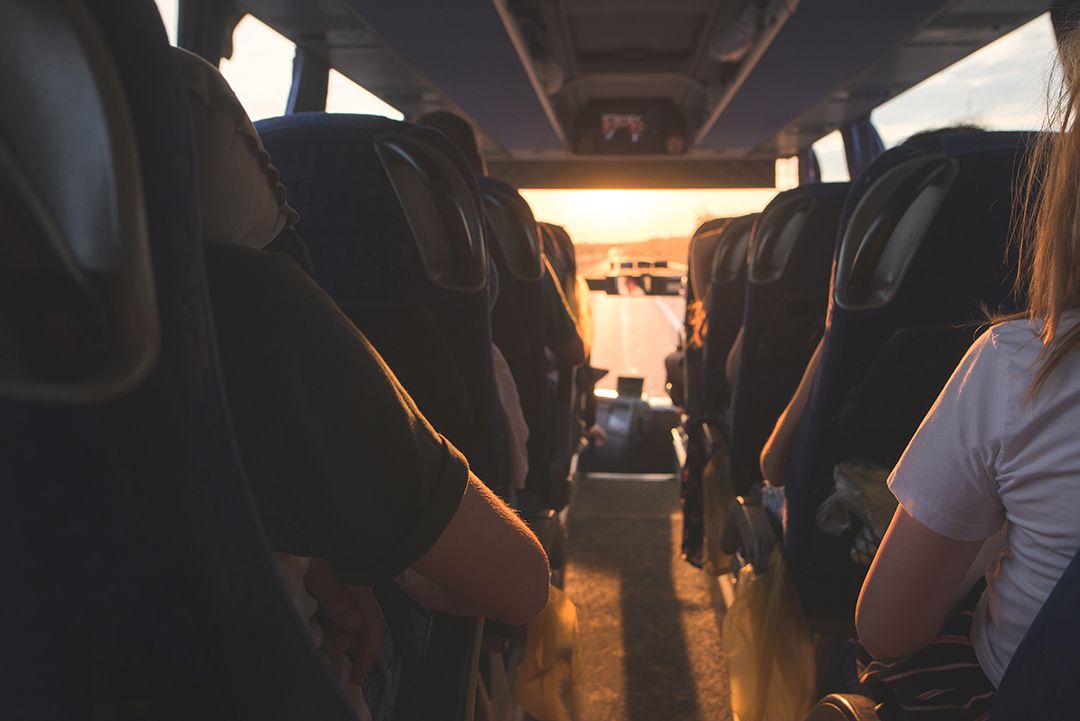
[{"x1": 588, "y1": 290, "x2": 685, "y2": 398}]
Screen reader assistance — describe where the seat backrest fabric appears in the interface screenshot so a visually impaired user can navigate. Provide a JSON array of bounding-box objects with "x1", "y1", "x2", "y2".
[
  {"x1": 0, "y1": 1, "x2": 356, "y2": 719},
  {"x1": 683, "y1": 217, "x2": 730, "y2": 419},
  {"x1": 990, "y1": 545, "x2": 1080, "y2": 719},
  {"x1": 728, "y1": 183, "x2": 850, "y2": 493},
  {"x1": 702, "y1": 213, "x2": 758, "y2": 421},
  {"x1": 480, "y1": 177, "x2": 552, "y2": 502},
  {"x1": 258, "y1": 113, "x2": 507, "y2": 495},
  {"x1": 782, "y1": 132, "x2": 1029, "y2": 618}
]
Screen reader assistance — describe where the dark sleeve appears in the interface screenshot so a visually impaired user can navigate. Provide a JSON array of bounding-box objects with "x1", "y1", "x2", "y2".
[
  {"x1": 205, "y1": 242, "x2": 469, "y2": 585},
  {"x1": 541, "y1": 259, "x2": 580, "y2": 349}
]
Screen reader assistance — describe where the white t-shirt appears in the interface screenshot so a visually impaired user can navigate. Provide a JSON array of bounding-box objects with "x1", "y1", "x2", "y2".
[{"x1": 887, "y1": 314, "x2": 1080, "y2": 687}]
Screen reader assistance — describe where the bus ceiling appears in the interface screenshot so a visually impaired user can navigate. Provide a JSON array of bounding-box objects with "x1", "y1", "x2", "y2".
[{"x1": 179, "y1": 0, "x2": 1063, "y2": 189}]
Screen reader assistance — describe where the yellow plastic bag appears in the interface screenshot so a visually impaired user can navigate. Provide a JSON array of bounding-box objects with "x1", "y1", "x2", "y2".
[
  {"x1": 702, "y1": 440, "x2": 735, "y2": 575},
  {"x1": 722, "y1": 549, "x2": 815, "y2": 721},
  {"x1": 516, "y1": 585, "x2": 579, "y2": 721}
]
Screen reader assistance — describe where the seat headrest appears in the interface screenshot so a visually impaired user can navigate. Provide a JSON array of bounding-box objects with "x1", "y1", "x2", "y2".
[
  {"x1": 415, "y1": 110, "x2": 487, "y2": 177},
  {"x1": 748, "y1": 183, "x2": 850, "y2": 285},
  {"x1": 0, "y1": 0, "x2": 159, "y2": 404},
  {"x1": 710, "y1": 213, "x2": 757, "y2": 285},
  {"x1": 834, "y1": 153, "x2": 959, "y2": 310},
  {"x1": 541, "y1": 222, "x2": 576, "y2": 277},
  {"x1": 257, "y1": 113, "x2": 489, "y2": 296},
  {"x1": 749, "y1": 190, "x2": 815, "y2": 284},
  {"x1": 480, "y1": 177, "x2": 543, "y2": 282},
  {"x1": 376, "y1": 127, "x2": 488, "y2": 291},
  {"x1": 689, "y1": 218, "x2": 729, "y2": 301}
]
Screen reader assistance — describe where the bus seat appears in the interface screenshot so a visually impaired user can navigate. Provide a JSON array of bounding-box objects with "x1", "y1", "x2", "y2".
[
  {"x1": 988, "y1": 542, "x2": 1080, "y2": 719},
  {"x1": 0, "y1": 1, "x2": 357, "y2": 718},
  {"x1": 728, "y1": 183, "x2": 850, "y2": 495},
  {"x1": 682, "y1": 217, "x2": 730, "y2": 420},
  {"x1": 480, "y1": 178, "x2": 554, "y2": 507},
  {"x1": 702, "y1": 213, "x2": 758, "y2": 424},
  {"x1": 538, "y1": 222, "x2": 587, "y2": 510},
  {"x1": 803, "y1": 542, "x2": 1080, "y2": 719},
  {"x1": 257, "y1": 113, "x2": 509, "y2": 497},
  {"x1": 781, "y1": 131, "x2": 1030, "y2": 619}
]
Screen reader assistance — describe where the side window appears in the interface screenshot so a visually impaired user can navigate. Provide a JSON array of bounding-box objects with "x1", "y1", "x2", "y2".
[
  {"x1": 151, "y1": 1, "x2": 294, "y2": 121},
  {"x1": 218, "y1": 16, "x2": 295, "y2": 121},
  {"x1": 326, "y1": 71, "x2": 403, "y2": 119},
  {"x1": 155, "y1": 0, "x2": 178, "y2": 44},
  {"x1": 812, "y1": 130, "x2": 849, "y2": 183},
  {"x1": 873, "y1": 14, "x2": 1059, "y2": 147}
]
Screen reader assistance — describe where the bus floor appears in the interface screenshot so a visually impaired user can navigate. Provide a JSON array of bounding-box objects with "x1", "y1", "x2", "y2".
[{"x1": 564, "y1": 472, "x2": 732, "y2": 721}]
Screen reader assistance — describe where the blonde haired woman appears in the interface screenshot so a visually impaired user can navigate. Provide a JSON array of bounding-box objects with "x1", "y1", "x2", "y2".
[{"x1": 855, "y1": 29, "x2": 1080, "y2": 720}]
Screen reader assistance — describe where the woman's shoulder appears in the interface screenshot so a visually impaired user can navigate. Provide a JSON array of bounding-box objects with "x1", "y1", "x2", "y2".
[{"x1": 986, "y1": 317, "x2": 1044, "y2": 354}]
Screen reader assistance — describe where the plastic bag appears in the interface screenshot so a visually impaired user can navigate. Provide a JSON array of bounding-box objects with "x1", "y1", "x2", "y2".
[
  {"x1": 814, "y1": 460, "x2": 897, "y2": 565},
  {"x1": 702, "y1": 439, "x2": 735, "y2": 575},
  {"x1": 722, "y1": 549, "x2": 816, "y2": 721},
  {"x1": 516, "y1": 585, "x2": 579, "y2": 721}
]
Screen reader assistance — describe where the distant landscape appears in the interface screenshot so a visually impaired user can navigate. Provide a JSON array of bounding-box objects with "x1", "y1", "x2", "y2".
[{"x1": 575, "y1": 234, "x2": 695, "y2": 277}]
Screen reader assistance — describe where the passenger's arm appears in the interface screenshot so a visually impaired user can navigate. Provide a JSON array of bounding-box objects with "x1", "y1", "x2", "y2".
[
  {"x1": 759, "y1": 338, "x2": 824, "y2": 486},
  {"x1": 856, "y1": 505, "x2": 983, "y2": 660},
  {"x1": 410, "y1": 473, "x2": 550, "y2": 626}
]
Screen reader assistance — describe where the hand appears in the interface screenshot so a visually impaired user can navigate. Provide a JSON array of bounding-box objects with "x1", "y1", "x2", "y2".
[
  {"x1": 588, "y1": 423, "x2": 608, "y2": 447},
  {"x1": 304, "y1": 558, "x2": 385, "y2": 684}
]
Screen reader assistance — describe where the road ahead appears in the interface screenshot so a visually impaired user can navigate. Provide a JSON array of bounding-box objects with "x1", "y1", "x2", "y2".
[{"x1": 589, "y1": 290, "x2": 685, "y2": 399}]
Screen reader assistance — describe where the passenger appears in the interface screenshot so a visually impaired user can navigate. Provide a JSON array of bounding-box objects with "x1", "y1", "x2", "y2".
[
  {"x1": 855, "y1": 47, "x2": 1080, "y2": 718},
  {"x1": 175, "y1": 48, "x2": 549, "y2": 713}
]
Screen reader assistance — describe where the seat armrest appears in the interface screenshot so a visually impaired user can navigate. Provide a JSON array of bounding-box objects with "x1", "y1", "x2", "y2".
[
  {"x1": 720, "y1": 496, "x2": 779, "y2": 573},
  {"x1": 805, "y1": 694, "x2": 881, "y2": 721}
]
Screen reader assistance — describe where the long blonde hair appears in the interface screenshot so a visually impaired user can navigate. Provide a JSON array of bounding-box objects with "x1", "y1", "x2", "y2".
[{"x1": 1013, "y1": 26, "x2": 1080, "y2": 394}]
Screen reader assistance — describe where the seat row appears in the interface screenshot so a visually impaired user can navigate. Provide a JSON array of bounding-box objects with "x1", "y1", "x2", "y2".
[
  {"x1": 0, "y1": 2, "x2": 588, "y2": 719},
  {"x1": 676, "y1": 127, "x2": 1080, "y2": 717}
]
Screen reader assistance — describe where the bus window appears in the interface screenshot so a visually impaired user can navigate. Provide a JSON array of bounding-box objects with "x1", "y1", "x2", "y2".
[
  {"x1": 219, "y1": 17, "x2": 294, "y2": 121},
  {"x1": 153, "y1": 1, "x2": 294, "y2": 121},
  {"x1": 326, "y1": 70, "x2": 404, "y2": 119},
  {"x1": 874, "y1": 14, "x2": 1059, "y2": 147},
  {"x1": 812, "y1": 130, "x2": 849, "y2": 183}
]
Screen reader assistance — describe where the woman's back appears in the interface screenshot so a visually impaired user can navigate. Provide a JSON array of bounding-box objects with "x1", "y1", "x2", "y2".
[{"x1": 887, "y1": 312, "x2": 1080, "y2": 686}]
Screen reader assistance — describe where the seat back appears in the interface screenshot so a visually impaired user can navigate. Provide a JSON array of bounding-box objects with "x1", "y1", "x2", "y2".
[
  {"x1": 683, "y1": 217, "x2": 730, "y2": 419},
  {"x1": 701, "y1": 213, "x2": 758, "y2": 422},
  {"x1": 480, "y1": 177, "x2": 551, "y2": 501},
  {"x1": 728, "y1": 183, "x2": 850, "y2": 493},
  {"x1": 990, "y1": 545, "x2": 1080, "y2": 719},
  {"x1": 782, "y1": 132, "x2": 1029, "y2": 618},
  {"x1": 538, "y1": 222, "x2": 585, "y2": 509},
  {"x1": 258, "y1": 113, "x2": 507, "y2": 495},
  {"x1": 0, "y1": 1, "x2": 356, "y2": 718}
]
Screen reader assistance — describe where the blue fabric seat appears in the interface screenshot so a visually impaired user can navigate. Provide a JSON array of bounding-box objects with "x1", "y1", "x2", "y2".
[
  {"x1": 258, "y1": 113, "x2": 508, "y2": 497},
  {"x1": 990, "y1": 544, "x2": 1080, "y2": 719},
  {"x1": 782, "y1": 132, "x2": 1029, "y2": 619},
  {"x1": 727, "y1": 183, "x2": 850, "y2": 494},
  {"x1": 0, "y1": 1, "x2": 357, "y2": 718},
  {"x1": 479, "y1": 177, "x2": 551, "y2": 502},
  {"x1": 682, "y1": 217, "x2": 729, "y2": 420},
  {"x1": 701, "y1": 213, "x2": 758, "y2": 424}
]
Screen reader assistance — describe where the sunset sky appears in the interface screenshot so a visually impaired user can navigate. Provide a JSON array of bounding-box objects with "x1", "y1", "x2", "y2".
[{"x1": 153, "y1": 1, "x2": 1059, "y2": 244}]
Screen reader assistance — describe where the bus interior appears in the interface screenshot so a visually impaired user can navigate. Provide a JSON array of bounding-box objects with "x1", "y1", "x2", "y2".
[{"x1": 4, "y1": 1, "x2": 1080, "y2": 720}]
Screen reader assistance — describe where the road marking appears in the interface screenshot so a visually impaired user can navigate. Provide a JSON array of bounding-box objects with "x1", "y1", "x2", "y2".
[{"x1": 653, "y1": 297, "x2": 683, "y2": 333}]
